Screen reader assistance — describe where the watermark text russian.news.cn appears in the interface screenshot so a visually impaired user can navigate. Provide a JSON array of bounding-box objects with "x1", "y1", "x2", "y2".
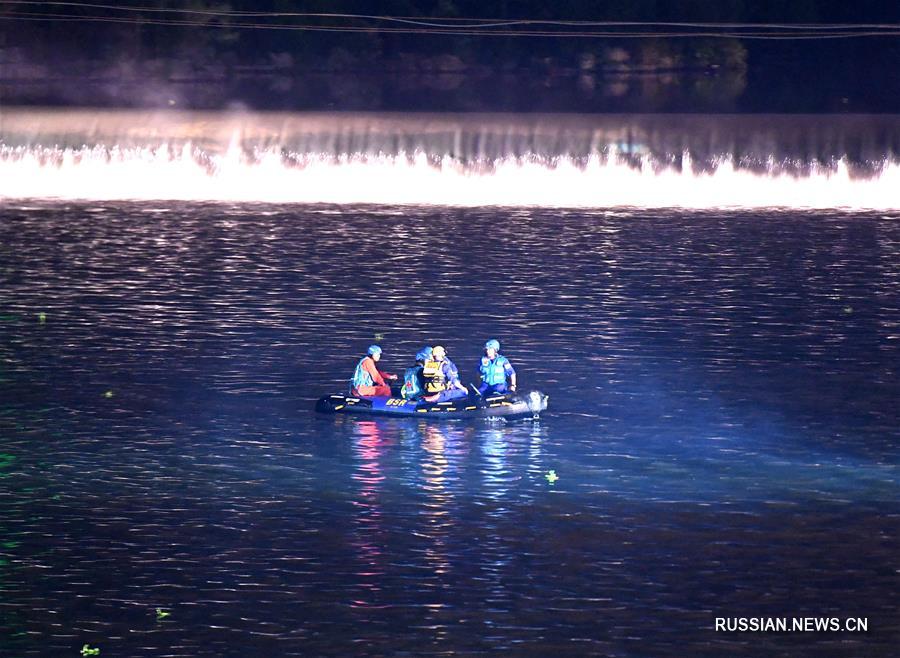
[{"x1": 715, "y1": 617, "x2": 868, "y2": 633}]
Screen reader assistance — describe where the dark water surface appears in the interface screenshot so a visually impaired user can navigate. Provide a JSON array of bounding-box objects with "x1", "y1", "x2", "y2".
[{"x1": 1, "y1": 202, "x2": 898, "y2": 656}]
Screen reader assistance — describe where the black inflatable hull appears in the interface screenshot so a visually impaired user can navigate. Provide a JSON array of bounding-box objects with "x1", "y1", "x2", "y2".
[{"x1": 315, "y1": 390, "x2": 548, "y2": 420}]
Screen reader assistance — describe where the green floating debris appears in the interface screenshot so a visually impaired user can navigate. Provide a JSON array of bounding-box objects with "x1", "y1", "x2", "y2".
[
  {"x1": 81, "y1": 644, "x2": 100, "y2": 656},
  {"x1": 156, "y1": 608, "x2": 171, "y2": 621},
  {"x1": 38, "y1": 312, "x2": 47, "y2": 324},
  {"x1": 545, "y1": 470, "x2": 559, "y2": 484},
  {"x1": 103, "y1": 391, "x2": 114, "y2": 399},
  {"x1": 0, "y1": 454, "x2": 16, "y2": 478},
  {"x1": 374, "y1": 332, "x2": 384, "y2": 341}
]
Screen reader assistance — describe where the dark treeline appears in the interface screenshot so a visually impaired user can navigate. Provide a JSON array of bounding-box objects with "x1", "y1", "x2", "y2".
[{"x1": 1, "y1": 1, "x2": 899, "y2": 112}]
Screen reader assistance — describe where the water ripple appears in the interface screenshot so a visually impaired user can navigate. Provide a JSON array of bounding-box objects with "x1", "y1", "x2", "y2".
[{"x1": 0, "y1": 202, "x2": 898, "y2": 656}]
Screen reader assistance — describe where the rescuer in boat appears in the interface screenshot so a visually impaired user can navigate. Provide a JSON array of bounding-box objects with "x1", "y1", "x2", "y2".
[
  {"x1": 422, "y1": 345, "x2": 468, "y2": 403},
  {"x1": 401, "y1": 346, "x2": 432, "y2": 401},
  {"x1": 350, "y1": 345, "x2": 397, "y2": 397},
  {"x1": 477, "y1": 338, "x2": 517, "y2": 396}
]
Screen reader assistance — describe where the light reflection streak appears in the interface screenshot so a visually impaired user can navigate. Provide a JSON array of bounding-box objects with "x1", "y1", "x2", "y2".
[
  {"x1": 481, "y1": 428, "x2": 511, "y2": 503},
  {"x1": 419, "y1": 424, "x2": 461, "y2": 578},
  {"x1": 1, "y1": 145, "x2": 898, "y2": 209},
  {"x1": 476, "y1": 427, "x2": 518, "y2": 619},
  {"x1": 417, "y1": 423, "x2": 471, "y2": 644},
  {"x1": 349, "y1": 420, "x2": 386, "y2": 608},
  {"x1": 528, "y1": 422, "x2": 545, "y2": 483}
]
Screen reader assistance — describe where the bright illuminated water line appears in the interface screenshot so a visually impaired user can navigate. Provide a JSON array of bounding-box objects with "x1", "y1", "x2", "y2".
[{"x1": 1, "y1": 109, "x2": 898, "y2": 209}]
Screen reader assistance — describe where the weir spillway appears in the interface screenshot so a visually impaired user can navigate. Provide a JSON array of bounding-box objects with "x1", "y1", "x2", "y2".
[{"x1": 2, "y1": 109, "x2": 898, "y2": 208}]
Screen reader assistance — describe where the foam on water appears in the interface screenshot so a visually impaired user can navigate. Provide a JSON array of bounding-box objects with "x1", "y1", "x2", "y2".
[
  {"x1": 2, "y1": 144, "x2": 899, "y2": 209},
  {"x1": 2, "y1": 109, "x2": 898, "y2": 209}
]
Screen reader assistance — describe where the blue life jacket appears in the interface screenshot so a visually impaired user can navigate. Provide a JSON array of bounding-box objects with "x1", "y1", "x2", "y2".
[
  {"x1": 479, "y1": 354, "x2": 512, "y2": 386},
  {"x1": 351, "y1": 356, "x2": 374, "y2": 391},
  {"x1": 402, "y1": 365, "x2": 424, "y2": 399}
]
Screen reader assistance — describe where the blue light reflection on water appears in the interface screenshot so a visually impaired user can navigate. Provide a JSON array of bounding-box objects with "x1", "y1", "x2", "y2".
[{"x1": 0, "y1": 201, "x2": 898, "y2": 656}]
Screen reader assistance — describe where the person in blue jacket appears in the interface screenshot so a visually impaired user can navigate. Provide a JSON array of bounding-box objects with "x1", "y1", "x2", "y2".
[
  {"x1": 477, "y1": 339, "x2": 516, "y2": 396},
  {"x1": 402, "y1": 346, "x2": 432, "y2": 401}
]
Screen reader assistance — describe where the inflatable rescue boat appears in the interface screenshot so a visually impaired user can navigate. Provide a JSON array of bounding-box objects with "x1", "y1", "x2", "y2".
[{"x1": 316, "y1": 389, "x2": 549, "y2": 420}]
